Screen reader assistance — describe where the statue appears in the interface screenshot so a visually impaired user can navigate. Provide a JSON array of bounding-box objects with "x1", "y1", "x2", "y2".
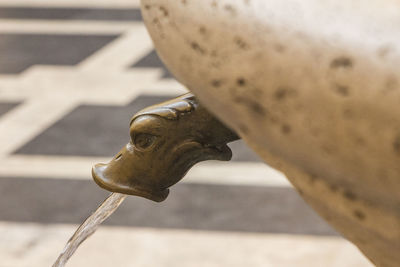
[
  {"x1": 92, "y1": 93, "x2": 238, "y2": 202},
  {"x1": 94, "y1": 0, "x2": 400, "y2": 266}
]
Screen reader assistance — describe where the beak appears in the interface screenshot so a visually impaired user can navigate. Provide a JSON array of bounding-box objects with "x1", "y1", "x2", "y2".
[
  {"x1": 91, "y1": 143, "x2": 169, "y2": 202},
  {"x1": 202, "y1": 143, "x2": 233, "y2": 161}
]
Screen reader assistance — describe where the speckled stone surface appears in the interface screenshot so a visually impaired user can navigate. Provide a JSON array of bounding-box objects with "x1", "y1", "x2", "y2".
[{"x1": 140, "y1": 0, "x2": 400, "y2": 266}]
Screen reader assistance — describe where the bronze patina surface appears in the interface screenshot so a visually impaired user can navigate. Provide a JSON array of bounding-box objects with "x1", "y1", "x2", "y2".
[{"x1": 92, "y1": 93, "x2": 238, "y2": 202}]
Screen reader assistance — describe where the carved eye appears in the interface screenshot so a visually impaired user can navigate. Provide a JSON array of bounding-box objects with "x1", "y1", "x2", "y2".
[{"x1": 133, "y1": 133, "x2": 158, "y2": 151}]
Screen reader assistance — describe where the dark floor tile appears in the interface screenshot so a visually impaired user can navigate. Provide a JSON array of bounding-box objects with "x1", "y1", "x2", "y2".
[
  {"x1": 0, "y1": 176, "x2": 338, "y2": 235},
  {"x1": 0, "y1": 7, "x2": 142, "y2": 21},
  {"x1": 0, "y1": 102, "x2": 19, "y2": 117},
  {"x1": 0, "y1": 33, "x2": 119, "y2": 74},
  {"x1": 131, "y1": 50, "x2": 174, "y2": 79},
  {"x1": 15, "y1": 95, "x2": 170, "y2": 157},
  {"x1": 230, "y1": 140, "x2": 262, "y2": 162},
  {"x1": 15, "y1": 95, "x2": 261, "y2": 161}
]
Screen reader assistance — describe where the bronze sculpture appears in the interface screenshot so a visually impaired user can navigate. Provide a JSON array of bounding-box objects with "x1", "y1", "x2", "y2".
[{"x1": 92, "y1": 93, "x2": 238, "y2": 202}]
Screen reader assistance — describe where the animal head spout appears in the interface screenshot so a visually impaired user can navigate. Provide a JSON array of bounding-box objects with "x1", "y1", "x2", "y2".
[{"x1": 92, "y1": 93, "x2": 238, "y2": 202}]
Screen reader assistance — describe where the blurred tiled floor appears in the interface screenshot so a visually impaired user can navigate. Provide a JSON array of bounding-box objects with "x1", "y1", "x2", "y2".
[{"x1": 0, "y1": 0, "x2": 373, "y2": 266}]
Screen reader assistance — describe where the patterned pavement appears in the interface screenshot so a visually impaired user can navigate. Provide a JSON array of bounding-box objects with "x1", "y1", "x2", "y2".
[{"x1": 0, "y1": 1, "x2": 373, "y2": 266}]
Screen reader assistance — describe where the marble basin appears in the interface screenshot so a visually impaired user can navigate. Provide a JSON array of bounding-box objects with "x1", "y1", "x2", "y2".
[{"x1": 140, "y1": 1, "x2": 400, "y2": 266}]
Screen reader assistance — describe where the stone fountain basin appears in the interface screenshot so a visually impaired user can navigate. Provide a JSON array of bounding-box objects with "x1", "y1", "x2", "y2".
[{"x1": 140, "y1": 0, "x2": 400, "y2": 266}]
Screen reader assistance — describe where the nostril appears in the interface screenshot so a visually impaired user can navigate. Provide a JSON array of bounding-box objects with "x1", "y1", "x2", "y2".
[{"x1": 114, "y1": 153, "x2": 122, "y2": 161}]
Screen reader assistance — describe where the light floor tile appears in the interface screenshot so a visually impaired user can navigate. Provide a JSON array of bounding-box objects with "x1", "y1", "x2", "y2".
[{"x1": 0, "y1": 222, "x2": 372, "y2": 267}]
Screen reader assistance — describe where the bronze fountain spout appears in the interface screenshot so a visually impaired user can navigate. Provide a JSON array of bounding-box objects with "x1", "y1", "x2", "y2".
[{"x1": 92, "y1": 93, "x2": 239, "y2": 202}]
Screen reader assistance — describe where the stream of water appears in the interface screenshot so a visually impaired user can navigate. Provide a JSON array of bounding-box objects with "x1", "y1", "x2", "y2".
[{"x1": 52, "y1": 192, "x2": 127, "y2": 267}]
